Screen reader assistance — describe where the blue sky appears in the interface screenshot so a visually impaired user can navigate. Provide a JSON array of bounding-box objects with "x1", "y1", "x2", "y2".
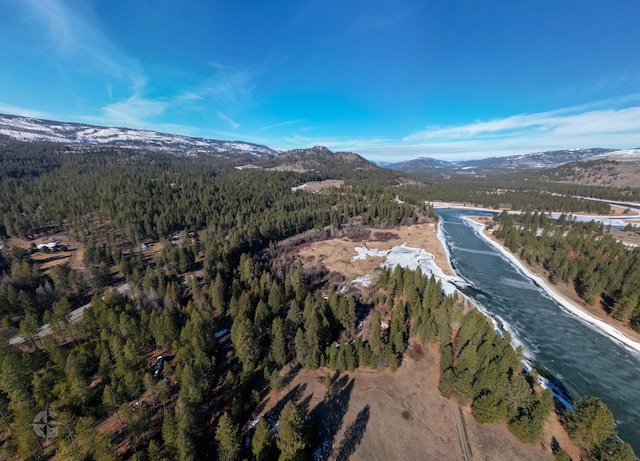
[{"x1": 1, "y1": 0, "x2": 640, "y2": 161}]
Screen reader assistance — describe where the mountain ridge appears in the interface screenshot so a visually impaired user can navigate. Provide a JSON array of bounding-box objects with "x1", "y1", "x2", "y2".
[
  {"x1": 3, "y1": 113, "x2": 637, "y2": 177},
  {"x1": 386, "y1": 148, "x2": 620, "y2": 176},
  {"x1": 0, "y1": 113, "x2": 281, "y2": 158}
]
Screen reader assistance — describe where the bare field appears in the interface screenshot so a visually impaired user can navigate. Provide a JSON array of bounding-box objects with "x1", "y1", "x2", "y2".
[
  {"x1": 31, "y1": 250, "x2": 72, "y2": 270},
  {"x1": 297, "y1": 223, "x2": 454, "y2": 283},
  {"x1": 300, "y1": 179, "x2": 345, "y2": 192},
  {"x1": 609, "y1": 228, "x2": 640, "y2": 246},
  {"x1": 610, "y1": 204, "x2": 640, "y2": 216},
  {"x1": 263, "y1": 344, "x2": 565, "y2": 461},
  {"x1": 6, "y1": 234, "x2": 85, "y2": 271},
  {"x1": 552, "y1": 160, "x2": 640, "y2": 188}
]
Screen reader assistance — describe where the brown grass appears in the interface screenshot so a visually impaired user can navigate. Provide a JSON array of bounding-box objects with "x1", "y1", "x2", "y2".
[
  {"x1": 6, "y1": 234, "x2": 86, "y2": 272},
  {"x1": 610, "y1": 205, "x2": 640, "y2": 216},
  {"x1": 296, "y1": 222, "x2": 454, "y2": 285},
  {"x1": 277, "y1": 222, "x2": 573, "y2": 460},
  {"x1": 301, "y1": 179, "x2": 345, "y2": 192},
  {"x1": 262, "y1": 343, "x2": 565, "y2": 461}
]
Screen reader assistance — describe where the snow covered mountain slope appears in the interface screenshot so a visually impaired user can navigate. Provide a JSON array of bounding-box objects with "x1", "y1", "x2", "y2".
[
  {"x1": 386, "y1": 148, "x2": 616, "y2": 177},
  {"x1": 0, "y1": 113, "x2": 281, "y2": 157},
  {"x1": 590, "y1": 148, "x2": 640, "y2": 161}
]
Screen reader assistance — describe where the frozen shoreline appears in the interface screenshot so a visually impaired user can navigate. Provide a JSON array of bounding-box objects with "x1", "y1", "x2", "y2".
[
  {"x1": 461, "y1": 216, "x2": 640, "y2": 356},
  {"x1": 431, "y1": 201, "x2": 640, "y2": 227}
]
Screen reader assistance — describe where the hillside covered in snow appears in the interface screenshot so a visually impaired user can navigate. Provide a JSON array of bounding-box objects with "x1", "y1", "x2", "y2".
[{"x1": 0, "y1": 113, "x2": 281, "y2": 158}]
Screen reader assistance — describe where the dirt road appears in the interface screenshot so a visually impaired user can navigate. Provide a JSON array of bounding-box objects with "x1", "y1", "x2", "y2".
[
  {"x1": 7, "y1": 283, "x2": 129, "y2": 346},
  {"x1": 454, "y1": 403, "x2": 472, "y2": 461}
]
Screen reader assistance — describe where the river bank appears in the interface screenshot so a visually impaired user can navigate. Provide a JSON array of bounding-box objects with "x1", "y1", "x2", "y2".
[
  {"x1": 463, "y1": 215, "x2": 640, "y2": 354},
  {"x1": 288, "y1": 221, "x2": 580, "y2": 460}
]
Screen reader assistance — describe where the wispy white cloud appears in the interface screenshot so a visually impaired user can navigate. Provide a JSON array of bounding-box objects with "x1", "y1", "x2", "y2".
[
  {"x1": 404, "y1": 94, "x2": 640, "y2": 146},
  {"x1": 259, "y1": 119, "x2": 305, "y2": 131},
  {"x1": 281, "y1": 134, "x2": 393, "y2": 152},
  {"x1": 175, "y1": 92, "x2": 202, "y2": 102},
  {"x1": 101, "y1": 96, "x2": 169, "y2": 129},
  {"x1": 276, "y1": 95, "x2": 640, "y2": 162},
  {"x1": 217, "y1": 111, "x2": 240, "y2": 129},
  {"x1": 14, "y1": 0, "x2": 261, "y2": 134},
  {"x1": 2, "y1": 0, "x2": 274, "y2": 144},
  {"x1": 0, "y1": 103, "x2": 47, "y2": 118},
  {"x1": 201, "y1": 61, "x2": 259, "y2": 106},
  {"x1": 23, "y1": 0, "x2": 142, "y2": 81}
]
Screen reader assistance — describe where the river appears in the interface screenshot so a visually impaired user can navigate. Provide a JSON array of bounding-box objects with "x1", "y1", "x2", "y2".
[{"x1": 437, "y1": 208, "x2": 640, "y2": 452}]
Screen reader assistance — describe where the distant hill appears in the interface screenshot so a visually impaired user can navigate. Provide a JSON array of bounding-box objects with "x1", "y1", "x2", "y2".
[
  {"x1": 386, "y1": 148, "x2": 616, "y2": 177},
  {"x1": 0, "y1": 113, "x2": 281, "y2": 158},
  {"x1": 384, "y1": 157, "x2": 454, "y2": 176},
  {"x1": 4, "y1": 113, "x2": 633, "y2": 182},
  {"x1": 254, "y1": 145, "x2": 381, "y2": 174},
  {"x1": 0, "y1": 114, "x2": 398, "y2": 183},
  {"x1": 539, "y1": 149, "x2": 640, "y2": 188}
]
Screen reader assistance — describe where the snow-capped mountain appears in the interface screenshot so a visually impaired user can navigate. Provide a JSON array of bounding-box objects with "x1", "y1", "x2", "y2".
[
  {"x1": 386, "y1": 148, "x2": 616, "y2": 176},
  {"x1": 460, "y1": 148, "x2": 615, "y2": 170},
  {"x1": 589, "y1": 148, "x2": 640, "y2": 161},
  {"x1": 0, "y1": 113, "x2": 281, "y2": 157}
]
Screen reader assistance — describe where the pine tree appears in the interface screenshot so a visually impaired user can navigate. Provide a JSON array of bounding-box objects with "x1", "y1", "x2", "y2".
[
  {"x1": 368, "y1": 311, "x2": 384, "y2": 360},
  {"x1": 472, "y1": 392, "x2": 498, "y2": 423},
  {"x1": 19, "y1": 313, "x2": 40, "y2": 348},
  {"x1": 215, "y1": 412, "x2": 241, "y2": 461},
  {"x1": 593, "y1": 437, "x2": 636, "y2": 461},
  {"x1": 252, "y1": 419, "x2": 276, "y2": 461},
  {"x1": 566, "y1": 396, "x2": 616, "y2": 449},
  {"x1": 270, "y1": 317, "x2": 288, "y2": 367},
  {"x1": 231, "y1": 314, "x2": 259, "y2": 374},
  {"x1": 439, "y1": 368, "x2": 455, "y2": 399},
  {"x1": 13, "y1": 401, "x2": 42, "y2": 461},
  {"x1": 277, "y1": 401, "x2": 308, "y2": 461}
]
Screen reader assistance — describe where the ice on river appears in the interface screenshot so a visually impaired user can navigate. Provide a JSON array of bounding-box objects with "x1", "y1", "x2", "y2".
[{"x1": 462, "y1": 216, "x2": 640, "y2": 356}]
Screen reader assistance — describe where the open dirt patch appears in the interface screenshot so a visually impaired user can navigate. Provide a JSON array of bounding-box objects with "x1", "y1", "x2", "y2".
[
  {"x1": 610, "y1": 204, "x2": 640, "y2": 216},
  {"x1": 298, "y1": 179, "x2": 345, "y2": 192},
  {"x1": 6, "y1": 234, "x2": 85, "y2": 272},
  {"x1": 31, "y1": 250, "x2": 72, "y2": 270},
  {"x1": 262, "y1": 343, "x2": 562, "y2": 461},
  {"x1": 609, "y1": 228, "x2": 640, "y2": 246},
  {"x1": 297, "y1": 223, "x2": 454, "y2": 286}
]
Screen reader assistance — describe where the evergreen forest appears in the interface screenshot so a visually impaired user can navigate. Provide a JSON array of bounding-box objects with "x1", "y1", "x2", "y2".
[{"x1": 0, "y1": 139, "x2": 634, "y2": 460}]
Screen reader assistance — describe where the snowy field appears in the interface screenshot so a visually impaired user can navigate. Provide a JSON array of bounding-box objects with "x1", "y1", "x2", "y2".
[{"x1": 350, "y1": 243, "x2": 464, "y2": 295}]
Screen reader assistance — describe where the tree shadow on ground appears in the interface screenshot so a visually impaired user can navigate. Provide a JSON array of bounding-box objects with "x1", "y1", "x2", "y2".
[
  {"x1": 335, "y1": 404, "x2": 370, "y2": 461},
  {"x1": 264, "y1": 382, "x2": 308, "y2": 425},
  {"x1": 311, "y1": 375, "x2": 355, "y2": 451},
  {"x1": 283, "y1": 363, "x2": 302, "y2": 388}
]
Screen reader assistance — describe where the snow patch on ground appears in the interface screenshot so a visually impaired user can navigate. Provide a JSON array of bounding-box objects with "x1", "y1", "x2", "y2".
[
  {"x1": 340, "y1": 274, "x2": 374, "y2": 293},
  {"x1": 594, "y1": 148, "x2": 640, "y2": 160},
  {"x1": 351, "y1": 242, "x2": 462, "y2": 295},
  {"x1": 549, "y1": 211, "x2": 640, "y2": 227}
]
